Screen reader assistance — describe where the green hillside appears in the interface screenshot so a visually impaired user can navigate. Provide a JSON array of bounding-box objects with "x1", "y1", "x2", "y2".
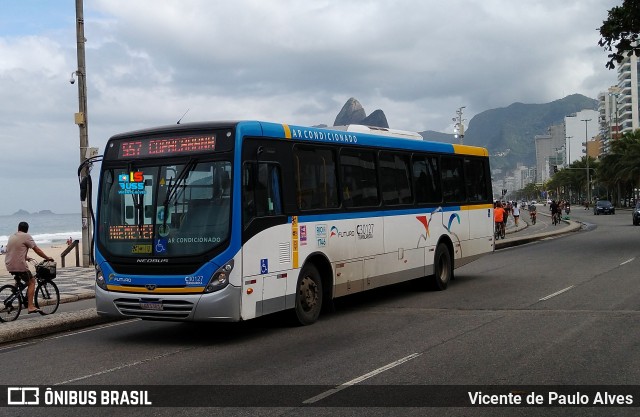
[{"x1": 462, "y1": 94, "x2": 598, "y2": 171}]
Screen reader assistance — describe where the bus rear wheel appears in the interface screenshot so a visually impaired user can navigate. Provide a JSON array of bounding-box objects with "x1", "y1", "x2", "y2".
[
  {"x1": 293, "y1": 264, "x2": 323, "y2": 325},
  {"x1": 431, "y1": 243, "x2": 452, "y2": 291}
]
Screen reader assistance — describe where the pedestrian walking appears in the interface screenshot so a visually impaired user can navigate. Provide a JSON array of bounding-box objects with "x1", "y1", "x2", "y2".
[{"x1": 512, "y1": 203, "x2": 520, "y2": 228}]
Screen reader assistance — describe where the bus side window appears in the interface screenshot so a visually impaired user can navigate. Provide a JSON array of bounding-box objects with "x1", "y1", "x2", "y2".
[
  {"x1": 441, "y1": 156, "x2": 466, "y2": 203},
  {"x1": 464, "y1": 158, "x2": 488, "y2": 202},
  {"x1": 243, "y1": 162, "x2": 283, "y2": 227},
  {"x1": 340, "y1": 149, "x2": 379, "y2": 207},
  {"x1": 413, "y1": 156, "x2": 444, "y2": 204},
  {"x1": 380, "y1": 151, "x2": 411, "y2": 205},
  {"x1": 293, "y1": 146, "x2": 339, "y2": 211}
]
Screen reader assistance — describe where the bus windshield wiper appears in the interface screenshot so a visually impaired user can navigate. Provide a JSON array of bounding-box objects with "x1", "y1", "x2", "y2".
[{"x1": 161, "y1": 158, "x2": 198, "y2": 228}]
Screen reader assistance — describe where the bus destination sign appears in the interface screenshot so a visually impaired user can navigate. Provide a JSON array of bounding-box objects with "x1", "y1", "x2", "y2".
[{"x1": 117, "y1": 135, "x2": 216, "y2": 159}]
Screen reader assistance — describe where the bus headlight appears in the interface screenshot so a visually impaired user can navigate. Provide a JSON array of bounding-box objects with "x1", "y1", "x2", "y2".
[
  {"x1": 204, "y1": 260, "x2": 234, "y2": 293},
  {"x1": 95, "y1": 265, "x2": 108, "y2": 290}
]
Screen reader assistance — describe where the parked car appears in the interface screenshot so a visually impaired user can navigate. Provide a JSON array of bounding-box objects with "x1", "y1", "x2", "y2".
[
  {"x1": 633, "y1": 201, "x2": 640, "y2": 225},
  {"x1": 593, "y1": 200, "x2": 615, "y2": 215}
]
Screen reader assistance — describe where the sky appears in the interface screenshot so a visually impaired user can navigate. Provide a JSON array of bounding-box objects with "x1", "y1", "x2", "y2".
[{"x1": 0, "y1": 0, "x2": 621, "y2": 215}]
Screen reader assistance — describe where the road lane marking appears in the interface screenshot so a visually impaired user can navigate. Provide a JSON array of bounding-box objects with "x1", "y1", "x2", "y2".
[
  {"x1": 620, "y1": 257, "x2": 635, "y2": 266},
  {"x1": 539, "y1": 286, "x2": 575, "y2": 301},
  {"x1": 49, "y1": 319, "x2": 139, "y2": 339},
  {"x1": 54, "y1": 349, "x2": 186, "y2": 385},
  {"x1": 303, "y1": 352, "x2": 422, "y2": 404}
]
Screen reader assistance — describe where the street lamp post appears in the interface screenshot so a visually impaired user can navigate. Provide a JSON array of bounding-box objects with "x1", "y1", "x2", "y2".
[
  {"x1": 452, "y1": 106, "x2": 466, "y2": 145},
  {"x1": 581, "y1": 119, "x2": 591, "y2": 205},
  {"x1": 74, "y1": 0, "x2": 91, "y2": 267}
]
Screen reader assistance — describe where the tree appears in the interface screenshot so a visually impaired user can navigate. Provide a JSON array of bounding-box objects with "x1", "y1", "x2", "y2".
[
  {"x1": 596, "y1": 130, "x2": 640, "y2": 203},
  {"x1": 547, "y1": 157, "x2": 599, "y2": 202},
  {"x1": 598, "y1": 0, "x2": 640, "y2": 69}
]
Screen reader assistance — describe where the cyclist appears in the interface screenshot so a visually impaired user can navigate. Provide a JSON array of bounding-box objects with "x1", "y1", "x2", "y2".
[
  {"x1": 4, "y1": 221, "x2": 54, "y2": 314},
  {"x1": 528, "y1": 201, "x2": 537, "y2": 224},
  {"x1": 550, "y1": 200, "x2": 560, "y2": 225},
  {"x1": 494, "y1": 202, "x2": 506, "y2": 239}
]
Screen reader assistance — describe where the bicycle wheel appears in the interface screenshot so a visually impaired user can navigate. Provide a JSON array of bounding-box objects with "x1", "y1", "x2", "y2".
[
  {"x1": 0, "y1": 284, "x2": 22, "y2": 322},
  {"x1": 35, "y1": 280, "x2": 60, "y2": 315}
]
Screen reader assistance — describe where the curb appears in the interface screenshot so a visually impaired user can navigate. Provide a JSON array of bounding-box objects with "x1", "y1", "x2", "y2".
[
  {"x1": 495, "y1": 219, "x2": 581, "y2": 250},
  {"x1": 0, "y1": 308, "x2": 122, "y2": 344}
]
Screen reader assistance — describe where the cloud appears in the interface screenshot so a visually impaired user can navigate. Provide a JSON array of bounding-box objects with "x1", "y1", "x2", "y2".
[{"x1": 0, "y1": 0, "x2": 621, "y2": 214}]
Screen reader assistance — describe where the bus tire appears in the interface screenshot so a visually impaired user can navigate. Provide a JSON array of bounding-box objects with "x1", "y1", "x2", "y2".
[
  {"x1": 431, "y1": 243, "x2": 452, "y2": 291},
  {"x1": 293, "y1": 264, "x2": 323, "y2": 325}
]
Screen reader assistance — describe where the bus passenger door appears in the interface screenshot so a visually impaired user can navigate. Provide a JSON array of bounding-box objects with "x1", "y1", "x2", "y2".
[{"x1": 241, "y1": 137, "x2": 294, "y2": 317}]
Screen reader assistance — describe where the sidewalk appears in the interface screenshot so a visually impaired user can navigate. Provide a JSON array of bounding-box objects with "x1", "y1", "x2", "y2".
[{"x1": 47, "y1": 266, "x2": 96, "y2": 303}]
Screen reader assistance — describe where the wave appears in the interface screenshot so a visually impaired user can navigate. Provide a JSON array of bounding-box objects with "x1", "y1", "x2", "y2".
[{"x1": 0, "y1": 231, "x2": 83, "y2": 246}]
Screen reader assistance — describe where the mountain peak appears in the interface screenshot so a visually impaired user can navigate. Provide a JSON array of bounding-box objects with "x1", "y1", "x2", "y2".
[
  {"x1": 334, "y1": 97, "x2": 366, "y2": 126},
  {"x1": 333, "y1": 98, "x2": 389, "y2": 128}
]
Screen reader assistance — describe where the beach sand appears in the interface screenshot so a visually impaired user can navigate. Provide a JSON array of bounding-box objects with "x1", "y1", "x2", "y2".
[{"x1": 0, "y1": 241, "x2": 82, "y2": 277}]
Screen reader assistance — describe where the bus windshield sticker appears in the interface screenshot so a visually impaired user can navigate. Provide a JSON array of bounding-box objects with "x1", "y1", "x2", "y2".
[
  {"x1": 118, "y1": 171, "x2": 146, "y2": 195},
  {"x1": 132, "y1": 244, "x2": 152, "y2": 254},
  {"x1": 157, "y1": 224, "x2": 170, "y2": 237},
  {"x1": 155, "y1": 238, "x2": 168, "y2": 254}
]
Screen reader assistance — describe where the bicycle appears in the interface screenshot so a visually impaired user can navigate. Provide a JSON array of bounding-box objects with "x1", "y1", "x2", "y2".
[
  {"x1": 529, "y1": 210, "x2": 537, "y2": 225},
  {"x1": 494, "y1": 221, "x2": 505, "y2": 240},
  {"x1": 552, "y1": 211, "x2": 561, "y2": 226},
  {"x1": 0, "y1": 260, "x2": 60, "y2": 322}
]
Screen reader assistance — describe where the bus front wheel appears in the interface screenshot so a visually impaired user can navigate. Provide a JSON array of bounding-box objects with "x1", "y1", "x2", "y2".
[
  {"x1": 431, "y1": 243, "x2": 452, "y2": 291},
  {"x1": 293, "y1": 264, "x2": 323, "y2": 325}
]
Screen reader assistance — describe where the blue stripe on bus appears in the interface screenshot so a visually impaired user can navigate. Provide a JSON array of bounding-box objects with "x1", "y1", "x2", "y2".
[
  {"x1": 253, "y1": 121, "x2": 461, "y2": 154},
  {"x1": 292, "y1": 206, "x2": 461, "y2": 223}
]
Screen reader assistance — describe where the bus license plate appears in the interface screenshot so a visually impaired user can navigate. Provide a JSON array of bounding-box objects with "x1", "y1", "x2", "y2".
[{"x1": 140, "y1": 301, "x2": 163, "y2": 311}]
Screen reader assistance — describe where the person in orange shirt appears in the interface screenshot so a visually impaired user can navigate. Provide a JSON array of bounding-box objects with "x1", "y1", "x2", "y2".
[{"x1": 494, "y1": 202, "x2": 506, "y2": 238}]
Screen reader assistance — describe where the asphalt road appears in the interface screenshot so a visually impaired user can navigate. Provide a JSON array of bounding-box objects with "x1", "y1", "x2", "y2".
[{"x1": 2, "y1": 208, "x2": 639, "y2": 416}]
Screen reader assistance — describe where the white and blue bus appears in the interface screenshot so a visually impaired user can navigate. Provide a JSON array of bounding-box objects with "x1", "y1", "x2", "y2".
[{"x1": 95, "y1": 121, "x2": 493, "y2": 325}]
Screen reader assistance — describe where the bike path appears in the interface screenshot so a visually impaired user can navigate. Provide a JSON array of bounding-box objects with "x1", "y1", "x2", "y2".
[
  {"x1": 496, "y1": 211, "x2": 580, "y2": 249},
  {"x1": 0, "y1": 216, "x2": 583, "y2": 344}
]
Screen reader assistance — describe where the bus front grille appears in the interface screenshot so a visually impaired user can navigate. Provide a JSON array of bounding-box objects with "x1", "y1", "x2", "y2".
[{"x1": 113, "y1": 298, "x2": 194, "y2": 319}]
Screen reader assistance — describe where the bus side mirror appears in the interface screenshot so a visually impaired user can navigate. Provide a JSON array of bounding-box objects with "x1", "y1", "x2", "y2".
[{"x1": 80, "y1": 176, "x2": 89, "y2": 201}]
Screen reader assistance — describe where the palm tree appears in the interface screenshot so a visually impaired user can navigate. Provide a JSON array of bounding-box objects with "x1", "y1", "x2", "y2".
[{"x1": 599, "y1": 130, "x2": 640, "y2": 204}]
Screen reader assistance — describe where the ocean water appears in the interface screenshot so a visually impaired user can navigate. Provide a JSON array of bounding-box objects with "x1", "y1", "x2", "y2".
[{"x1": 0, "y1": 213, "x2": 83, "y2": 246}]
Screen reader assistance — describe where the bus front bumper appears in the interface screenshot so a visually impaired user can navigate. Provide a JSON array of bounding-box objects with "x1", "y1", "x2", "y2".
[{"x1": 95, "y1": 284, "x2": 242, "y2": 322}]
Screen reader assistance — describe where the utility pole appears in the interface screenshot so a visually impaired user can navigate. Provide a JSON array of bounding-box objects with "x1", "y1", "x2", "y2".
[
  {"x1": 581, "y1": 119, "x2": 591, "y2": 206},
  {"x1": 453, "y1": 107, "x2": 466, "y2": 145},
  {"x1": 74, "y1": 0, "x2": 91, "y2": 267}
]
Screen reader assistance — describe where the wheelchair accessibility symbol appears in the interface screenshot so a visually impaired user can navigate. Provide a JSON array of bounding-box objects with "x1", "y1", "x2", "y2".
[
  {"x1": 155, "y1": 238, "x2": 168, "y2": 254},
  {"x1": 260, "y1": 259, "x2": 268, "y2": 274}
]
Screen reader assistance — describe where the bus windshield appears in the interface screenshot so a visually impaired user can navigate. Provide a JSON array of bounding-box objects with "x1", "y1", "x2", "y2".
[{"x1": 98, "y1": 159, "x2": 232, "y2": 258}]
